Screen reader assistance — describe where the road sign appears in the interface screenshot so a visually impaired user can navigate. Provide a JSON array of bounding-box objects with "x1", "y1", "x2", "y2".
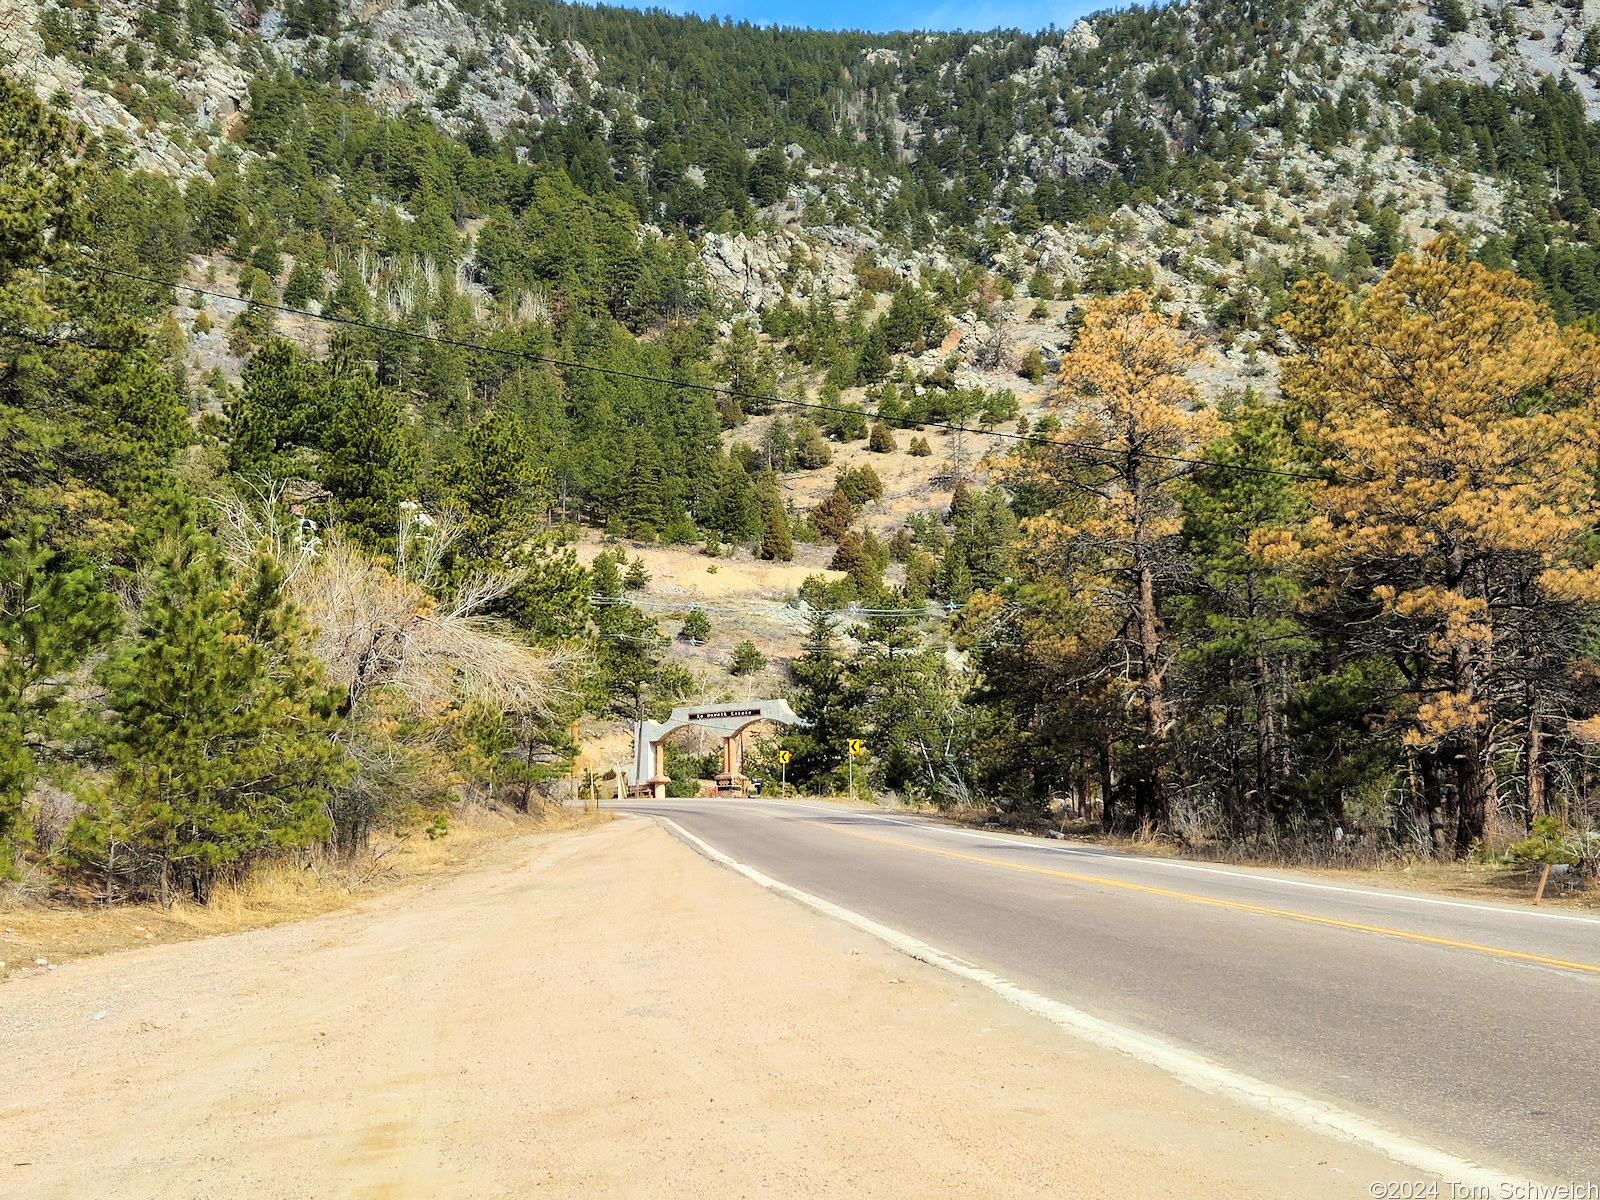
[
  {"x1": 847, "y1": 738, "x2": 863, "y2": 755},
  {"x1": 777, "y1": 750, "x2": 791, "y2": 765}
]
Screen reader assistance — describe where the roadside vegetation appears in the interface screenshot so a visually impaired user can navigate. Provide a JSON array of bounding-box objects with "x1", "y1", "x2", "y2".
[{"x1": 5, "y1": 0, "x2": 1600, "y2": 909}]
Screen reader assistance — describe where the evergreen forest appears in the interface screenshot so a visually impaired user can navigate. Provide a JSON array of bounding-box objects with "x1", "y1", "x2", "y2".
[{"x1": 5, "y1": 0, "x2": 1600, "y2": 902}]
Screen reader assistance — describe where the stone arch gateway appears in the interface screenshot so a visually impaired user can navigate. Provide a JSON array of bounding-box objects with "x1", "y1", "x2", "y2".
[{"x1": 628, "y1": 699, "x2": 806, "y2": 798}]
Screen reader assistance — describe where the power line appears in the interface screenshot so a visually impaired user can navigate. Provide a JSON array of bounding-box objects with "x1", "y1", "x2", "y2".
[
  {"x1": 92, "y1": 265, "x2": 1326, "y2": 483},
  {"x1": 588, "y1": 594, "x2": 938, "y2": 620}
]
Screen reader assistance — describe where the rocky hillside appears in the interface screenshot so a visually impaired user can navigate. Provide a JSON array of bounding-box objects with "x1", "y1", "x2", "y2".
[{"x1": 13, "y1": 0, "x2": 1600, "y2": 362}]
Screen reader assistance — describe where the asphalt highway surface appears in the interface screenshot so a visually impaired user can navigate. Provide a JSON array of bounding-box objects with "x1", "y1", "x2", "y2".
[{"x1": 615, "y1": 797, "x2": 1600, "y2": 1182}]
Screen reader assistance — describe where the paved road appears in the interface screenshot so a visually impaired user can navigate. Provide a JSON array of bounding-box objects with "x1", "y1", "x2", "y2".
[{"x1": 615, "y1": 798, "x2": 1600, "y2": 1181}]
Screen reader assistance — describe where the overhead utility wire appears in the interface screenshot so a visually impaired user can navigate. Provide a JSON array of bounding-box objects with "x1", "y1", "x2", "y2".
[{"x1": 94, "y1": 266, "x2": 1326, "y2": 484}]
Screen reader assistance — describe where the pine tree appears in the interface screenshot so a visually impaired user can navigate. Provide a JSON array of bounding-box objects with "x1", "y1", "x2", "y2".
[
  {"x1": 1281, "y1": 235, "x2": 1600, "y2": 855},
  {"x1": 939, "y1": 548, "x2": 975, "y2": 605},
  {"x1": 794, "y1": 421, "x2": 833, "y2": 469},
  {"x1": 810, "y1": 487, "x2": 855, "y2": 542},
  {"x1": 320, "y1": 352, "x2": 417, "y2": 548},
  {"x1": 591, "y1": 548, "x2": 623, "y2": 599},
  {"x1": 593, "y1": 602, "x2": 672, "y2": 721},
  {"x1": 830, "y1": 531, "x2": 879, "y2": 592},
  {"x1": 1025, "y1": 290, "x2": 1219, "y2": 829},
  {"x1": 283, "y1": 257, "x2": 325, "y2": 309},
  {"x1": 757, "y1": 473, "x2": 794, "y2": 561},
  {"x1": 0, "y1": 528, "x2": 120, "y2": 870},
  {"x1": 437, "y1": 409, "x2": 547, "y2": 563},
  {"x1": 783, "y1": 609, "x2": 859, "y2": 787},
  {"x1": 868, "y1": 420, "x2": 897, "y2": 453},
  {"x1": 72, "y1": 512, "x2": 345, "y2": 902},
  {"x1": 1173, "y1": 392, "x2": 1314, "y2": 837},
  {"x1": 504, "y1": 541, "x2": 593, "y2": 644},
  {"x1": 705, "y1": 454, "x2": 758, "y2": 540},
  {"x1": 1018, "y1": 346, "x2": 1046, "y2": 383},
  {"x1": 679, "y1": 607, "x2": 711, "y2": 643},
  {"x1": 944, "y1": 487, "x2": 1018, "y2": 598},
  {"x1": 229, "y1": 339, "x2": 323, "y2": 476},
  {"x1": 837, "y1": 465, "x2": 884, "y2": 504},
  {"x1": 1435, "y1": 0, "x2": 1469, "y2": 34},
  {"x1": 623, "y1": 556, "x2": 651, "y2": 590},
  {"x1": 0, "y1": 76, "x2": 184, "y2": 550},
  {"x1": 856, "y1": 324, "x2": 892, "y2": 384},
  {"x1": 849, "y1": 614, "x2": 955, "y2": 792},
  {"x1": 730, "y1": 639, "x2": 766, "y2": 675},
  {"x1": 619, "y1": 434, "x2": 669, "y2": 541}
]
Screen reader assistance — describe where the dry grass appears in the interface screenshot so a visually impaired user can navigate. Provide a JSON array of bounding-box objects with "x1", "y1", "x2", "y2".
[
  {"x1": 0, "y1": 805, "x2": 611, "y2": 979},
  {"x1": 937, "y1": 807, "x2": 1598, "y2": 910},
  {"x1": 1295, "y1": 856, "x2": 1598, "y2": 909}
]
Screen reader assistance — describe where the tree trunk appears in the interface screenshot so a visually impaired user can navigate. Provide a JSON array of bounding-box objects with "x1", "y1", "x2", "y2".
[
  {"x1": 1447, "y1": 557, "x2": 1498, "y2": 856},
  {"x1": 1077, "y1": 749, "x2": 1093, "y2": 819},
  {"x1": 1420, "y1": 752, "x2": 1448, "y2": 856},
  {"x1": 1136, "y1": 561, "x2": 1169, "y2": 828},
  {"x1": 1098, "y1": 731, "x2": 1116, "y2": 831},
  {"x1": 1327, "y1": 740, "x2": 1347, "y2": 833},
  {"x1": 1525, "y1": 690, "x2": 1545, "y2": 825},
  {"x1": 1453, "y1": 720, "x2": 1497, "y2": 857},
  {"x1": 1254, "y1": 648, "x2": 1275, "y2": 829}
]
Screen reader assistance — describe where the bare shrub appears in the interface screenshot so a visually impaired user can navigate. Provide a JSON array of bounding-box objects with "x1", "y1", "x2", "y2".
[{"x1": 214, "y1": 484, "x2": 586, "y2": 853}]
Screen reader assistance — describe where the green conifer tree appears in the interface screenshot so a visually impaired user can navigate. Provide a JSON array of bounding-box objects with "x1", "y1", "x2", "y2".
[
  {"x1": 730, "y1": 639, "x2": 766, "y2": 675},
  {"x1": 0, "y1": 528, "x2": 120, "y2": 870},
  {"x1": 437, "y1": 409, "x2": 546, "y2": 563},
  {"x1": 782, "y1": 609, "x2": 859, "y2": 788},
  {"x1": 71, "y1": 512, "x2": 345, "y2": 902},
  {"x1": 830, "y1": 531, "x2": 879, "y2": 592},
  {"x1": 320, "y1": 356, "x2": 417, "y2": 548},
  {"x1": 758, "y1": 473, "x2": 794, "y2": 561},
  {"x1": 679, "y1": 607, "x2": 711, "y2": 643}
]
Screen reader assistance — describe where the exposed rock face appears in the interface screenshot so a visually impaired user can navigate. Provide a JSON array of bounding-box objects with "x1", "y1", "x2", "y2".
[
  {"x1": 0, "y1": 0, "x2": 602, "y2": 181},
  {"x1": 272, "y1": 0, "x2": 596, "y2": 140},
  {"x1": 700, "y1": 232, "x2": 788, "y2": 313},
  {"x1": 1063, "y1": 20, "x2": 1100, "y2": 53},
  {"x1": 3, "y1": 0, "x2": 1595, "y2": 413},
  {"x1": 1, "y1": 0, "x2": 248, "y2": 178}
]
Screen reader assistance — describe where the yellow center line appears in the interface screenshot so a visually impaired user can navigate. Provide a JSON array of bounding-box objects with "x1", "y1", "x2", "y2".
[{"x1": 835, "y1": 827, "x2": 1600, "y2": 976}]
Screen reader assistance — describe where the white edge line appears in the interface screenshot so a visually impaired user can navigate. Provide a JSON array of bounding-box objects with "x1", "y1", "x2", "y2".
[
  {"x1": 649, "y1": 813, "x2": 1530, "y2": 1191},
  {"x1": 680, "y1": 798, "x2": 1600, "y2": 926}
]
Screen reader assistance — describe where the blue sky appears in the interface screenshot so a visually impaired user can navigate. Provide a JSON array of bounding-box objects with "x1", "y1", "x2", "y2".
[{"x1": 652, "y1": 0, "x2": 1104, "y2": 34}]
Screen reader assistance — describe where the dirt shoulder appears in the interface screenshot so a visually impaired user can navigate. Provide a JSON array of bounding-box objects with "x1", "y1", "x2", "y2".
[
  {"x1": 0, "y1": 807, "x2": 608, "y2": 979},
  {"x1": 3, "y1": 815, "x2": 1406, "y2": 1198}
]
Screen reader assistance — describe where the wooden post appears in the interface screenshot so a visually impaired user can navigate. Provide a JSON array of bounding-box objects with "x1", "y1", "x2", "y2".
[
  {"x1": 570, "y1": 719, "x2": 580, "y2": 806},
  {"x1": 1534, "y1": 863, "x2": 1552, "y2": 906}
]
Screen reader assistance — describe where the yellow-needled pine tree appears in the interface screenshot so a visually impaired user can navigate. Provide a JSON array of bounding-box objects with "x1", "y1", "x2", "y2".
[
  {"x1": 1021, "y1": 291, "x2": 1220, "y2": 829},
  {"x1": 1280, "y1": 235, "x2": 1600, "y2": 856}
]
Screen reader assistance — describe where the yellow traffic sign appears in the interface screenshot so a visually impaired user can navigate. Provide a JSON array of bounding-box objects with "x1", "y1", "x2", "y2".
[
  {"x1": 847, "y1": 738, "x2": 863, "y2": 755},
  {"x1": 777, "y1": 749, "x2": 791, "y2": 765}
]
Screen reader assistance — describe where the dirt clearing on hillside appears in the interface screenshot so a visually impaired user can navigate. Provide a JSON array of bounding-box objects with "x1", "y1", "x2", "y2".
[{"x1": 2, "y1": 817, "x2": 1402, "y2": 1198}]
